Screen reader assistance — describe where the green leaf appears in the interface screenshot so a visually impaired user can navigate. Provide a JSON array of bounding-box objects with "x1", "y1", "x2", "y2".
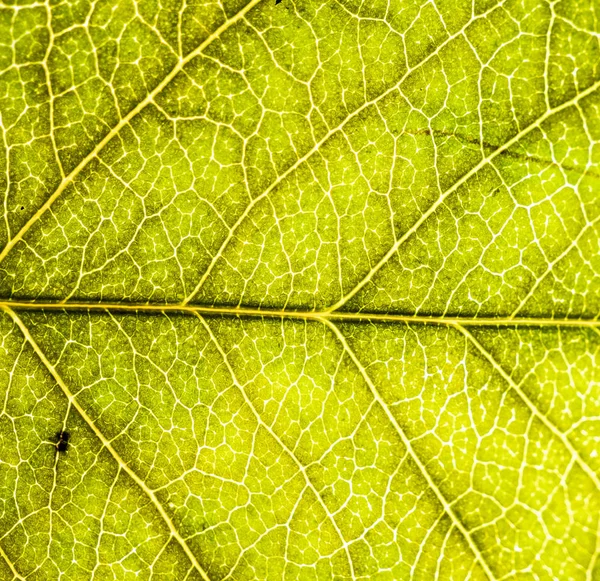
[{"x1": 0, "y1": 0, "x2": 599, "y2": 579}]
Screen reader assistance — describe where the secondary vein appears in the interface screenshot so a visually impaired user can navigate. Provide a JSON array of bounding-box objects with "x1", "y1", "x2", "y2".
[
  {"x1": 323, "y1": 318, "x2": 498, "y2": 581},
  {"x1": 2, "y1": 305, "x2": 213, "y2": 581},
  {"x1": 0, "y1": 0, "x2": 263, "y2": 266},
  {"x1": 455, "y1": 322, "x2": 600, "y2": 491}
]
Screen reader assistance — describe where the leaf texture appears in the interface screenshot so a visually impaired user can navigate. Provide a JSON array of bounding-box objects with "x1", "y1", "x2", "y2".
[{"x1": 0, "y1": 0, "x2": 599, "y2": 579}]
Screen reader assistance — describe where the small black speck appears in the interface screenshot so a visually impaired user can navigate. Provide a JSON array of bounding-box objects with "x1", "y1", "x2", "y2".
[
  {"x1": 275, "y1": 0, "x2": 282, "y2": 4},
  {"x1": 56, "y1": 431, "x2": 70, "y2": 452},
  {"x1": 20, "y1": 206, "x2": 24, "y2": 210}
]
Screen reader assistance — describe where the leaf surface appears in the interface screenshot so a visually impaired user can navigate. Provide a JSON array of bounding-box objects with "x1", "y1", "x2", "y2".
[{"x1": 0, "y1": 0, "x2": 599, "y2": 579}]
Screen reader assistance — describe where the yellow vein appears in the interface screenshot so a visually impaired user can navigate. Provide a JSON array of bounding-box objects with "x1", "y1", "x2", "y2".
[
  {"x1": 0, "y1": 544, "x2": 26, "y2": 581},
  {"x1": 195, "y1": 313, "x2": 356, "y2": 578},
  {"x1": 182, "y1": 0, "x2": 506, "y2": 304},
  {"x1": 510, "y1": 214, "x2": 600, "y2": 318},
  {"x1": 0, "y1": 300, "x2": 599, "y2": 327},
  {"x1": 3, "y1": 306, "x2": 212, "y2": 581},
  {"x1": 455, "y1": 323, "x2": 600, "y2": 491},
  {"x1": 327, "y1": 77, "x2": 600, "y2": 312},
  {"x1": 323, "y1": 318, "x2": 497, "y2": 581},
  {"x1": 0, "y1": 0, "x2": 262, "y2": 265}
]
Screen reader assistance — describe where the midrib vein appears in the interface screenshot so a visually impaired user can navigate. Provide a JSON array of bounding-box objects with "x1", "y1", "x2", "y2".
[
  {"x1": 0, "y1": 0, "x2": 263, "y2": 265},
  {"x1": 0, "y1": 300, "x2": 598, "y2": 327},
  {"x1": 3, "y1": 306, "x2": 213, "y2": 581}
]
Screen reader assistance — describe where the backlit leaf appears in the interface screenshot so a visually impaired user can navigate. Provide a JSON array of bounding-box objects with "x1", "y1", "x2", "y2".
[{"x1": 0, "y1": 0, "x2": 599, "y2": 579}]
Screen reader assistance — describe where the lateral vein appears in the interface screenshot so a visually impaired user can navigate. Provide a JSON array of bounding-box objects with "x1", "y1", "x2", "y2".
[
  {"x1": 327, "y1": 78, "x2": 600, "y2": 312},
  {"x1": 195, "y1": 313, "x2": 356, "y2": 579},
  {"x1": 323, "y1": 318, "x2": 497, "y2": 581},
  {"x1": 455, "y1": 323, "x2": 600, "y2": 491},
  {"x1": 0, "y1": 543, "x2": 26, "y2": 581},
  {"x1": 0, "y1": 0, "x2": 263, "y2": 266},
  {"x1": 2, "y1": 306, "x2": 213, "y2": 581}
]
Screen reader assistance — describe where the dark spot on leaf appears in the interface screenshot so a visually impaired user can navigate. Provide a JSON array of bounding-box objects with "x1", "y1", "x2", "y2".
[
  {"x1": 56, "y1": 431, "x2": 70, "y2": 452},
  {"x1": 20, "y1": 206, "x2": 24, "y2": 210}
]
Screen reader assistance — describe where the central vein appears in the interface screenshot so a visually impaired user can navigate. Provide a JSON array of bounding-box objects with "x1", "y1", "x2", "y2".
[{"x1": 0, "y1": 301, "x2": 597, "y2": 327}]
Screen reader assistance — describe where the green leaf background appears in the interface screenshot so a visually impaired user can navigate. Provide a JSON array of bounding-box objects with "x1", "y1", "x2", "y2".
[{"x1": 0, "y1": 0, "x2": 599, "y2": 579}]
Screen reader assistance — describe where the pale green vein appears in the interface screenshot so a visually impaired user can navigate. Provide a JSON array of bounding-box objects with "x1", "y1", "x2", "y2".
[
  {"x1": 2, "y1": 306, "x2": 213, "y2": 581},
  {"x1": 455, "y1": 323, "x2": 600, "y2": 490},
  {"x1": 322, "y1": 317, "x2": 497, "y2": 581},
  {"x1": 0, "y1": 301, "x2": 598, "y2": 327},
  {"x1": 0, "y1": 0, "x2": 263, "y2": 265},
  {"x1": 195, "y1": 312, "x2": 356, "y2": 578},
  {"x1": 0, "y1": 544, "x2": 26, "y2": 581},
  {"x1": 327, "y1": 78, "x2": 600, "y2": 313}
]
